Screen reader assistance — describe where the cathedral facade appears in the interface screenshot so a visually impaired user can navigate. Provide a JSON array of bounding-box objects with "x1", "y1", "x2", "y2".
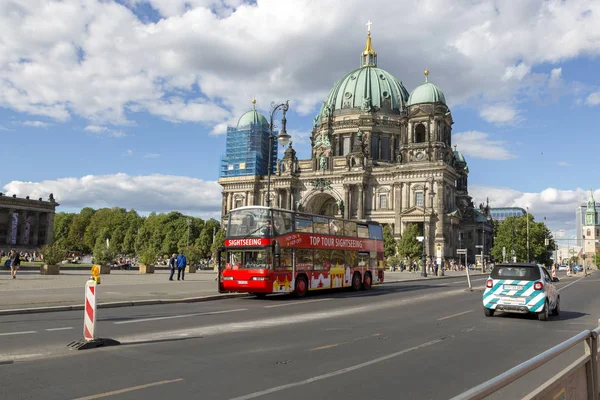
[{"x1": 218, "y1": 28, "x2": 493, "y2": 265}]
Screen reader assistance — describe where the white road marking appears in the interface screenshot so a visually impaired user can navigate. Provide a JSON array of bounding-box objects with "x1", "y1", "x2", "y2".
[
  {"x1": 264, "y1": 298, "x2": 332, "y2": 308},
  {"x1": 437, "y1": 310, "x2": 473, "y2": 321},
  {"x1": 114, "y1": 308, "x2": 247, "y2": 325},
  {"x1": 72, "y1": 378, "x2": 184, "y2": 400},
  {"x1": 228, "y1": 338, "x2": 444, "y2": 400},
  {"x1": 0, "y1": 331, "x2": 37, "y2": 337},
  {"x1": 558, "y1": 276, "x2": 586, "y2": 292},
  {"x1": 46, "y1": 327, "x2": 74, "y2": 332}
]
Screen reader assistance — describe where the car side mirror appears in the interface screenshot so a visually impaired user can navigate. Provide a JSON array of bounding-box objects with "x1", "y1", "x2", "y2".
[{"x1": 552, "y1": 277, "x2": 559, "y2": 282}]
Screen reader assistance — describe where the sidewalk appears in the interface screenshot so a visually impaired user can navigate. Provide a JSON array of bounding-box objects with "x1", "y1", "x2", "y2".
[{"x1": 0, "y1": 268, "x2": 483, "y2": 315}]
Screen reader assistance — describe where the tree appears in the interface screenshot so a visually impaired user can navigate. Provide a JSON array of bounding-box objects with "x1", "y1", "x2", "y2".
[
  {"x1": 53, "y1": 213, "x2": 75, "y2": 249},
  {"x1": 93, "y1": 241, "x2": 113, "y2": 266},
  {"x1": 594, "y1": 252, "x2": 600, "y2": 268},
  {"x1": 211, "y1": 229, "x2": 226, "y2": 258},
  {"x1": 490, "y1": 214, "x2": 555, "y2": 265},
  {"x1": 397, "y1": 224, "x2": 422, "y2": 263},
  {"x1": 383, "y1": 225, "x2": 397, "y2": 258}
]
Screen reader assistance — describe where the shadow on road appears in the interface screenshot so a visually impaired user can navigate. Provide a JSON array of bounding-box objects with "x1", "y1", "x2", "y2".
[{"x1": 494, "y1": 310, "x2": 588, "y2": 322}]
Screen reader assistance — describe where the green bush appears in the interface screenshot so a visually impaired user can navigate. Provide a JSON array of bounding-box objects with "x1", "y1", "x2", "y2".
[
  {"x1": 139, "y1": 249, "x2": 156, "y2": 265},
  {"x1": 39, "y1": 244, "x2": 65, "y2": 265},
  {"x1": 93, "y1": 242, "x2": 114, "y2": 266}
]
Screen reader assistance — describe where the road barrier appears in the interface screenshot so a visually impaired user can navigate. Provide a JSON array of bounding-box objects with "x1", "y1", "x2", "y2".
[
  {"x1": 67, "y1": 266, "x2": 120, "y2": 351},
  {"x1": 451, "y1": 323, "x2": 600, "y2": 400}
]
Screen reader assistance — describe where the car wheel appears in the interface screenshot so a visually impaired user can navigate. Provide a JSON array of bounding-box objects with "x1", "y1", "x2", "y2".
[
  {"x1": 538, "y1": 300, "x2": 549, "y2": 321},
  {"x1": 552, "y1": 297, "x2": 560, "y2": 316},
  {"x1": 484, "y1": 307, "x2": 494, "y2": 317}
]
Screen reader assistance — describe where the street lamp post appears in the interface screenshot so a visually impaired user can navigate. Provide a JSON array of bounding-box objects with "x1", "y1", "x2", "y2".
[
  {"x1": 266, "y1": 101, "x2": 291, "y2": 208},
  {"x1": 421, "y1": 178, "x2": 435, "y2": 277},
  {"x1": 526, "y1": 206, "x2": 530, "y2": 263}
]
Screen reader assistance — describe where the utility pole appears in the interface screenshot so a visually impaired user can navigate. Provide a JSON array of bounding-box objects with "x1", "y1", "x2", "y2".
[{"x1": 526, "y1": 206, "x2": 530, "y2": 263}]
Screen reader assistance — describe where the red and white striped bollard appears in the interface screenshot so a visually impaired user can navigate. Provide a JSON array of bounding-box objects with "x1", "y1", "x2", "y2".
[{"x1": 84, "y1": 279, "x2": 97, "y2": 341}]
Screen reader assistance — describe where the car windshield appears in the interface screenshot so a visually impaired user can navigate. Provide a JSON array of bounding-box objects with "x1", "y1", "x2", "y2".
[
  {"x1": 226, "y1": 250, "x2": 272, "y2": 269},
  {"x1": 491, "y1": 265, "x2": 541, "y2": 281},
  {"x1": 227, "y1": 208, "x2": 272, "y2": 238}
]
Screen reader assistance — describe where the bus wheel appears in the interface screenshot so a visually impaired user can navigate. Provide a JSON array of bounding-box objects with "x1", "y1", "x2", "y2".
[
  {"x1": 352, "y1": 273, "x2": 362, "y2": 291},
  {"x1": 295, "y1": 276, "x2": 308, "y2": 298},
  {"x1": 362, "y1": 273, "x2": 372, "y2": 290}
]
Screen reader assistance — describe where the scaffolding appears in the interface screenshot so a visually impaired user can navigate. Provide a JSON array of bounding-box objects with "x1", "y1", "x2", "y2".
[{"x1": 220, "y1": 122, "x2": 277, "y2": 178}]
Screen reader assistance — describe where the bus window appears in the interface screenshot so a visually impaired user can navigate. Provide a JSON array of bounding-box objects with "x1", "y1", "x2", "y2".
[
  {"x1": 276, "y1": 247, "x2": 293, "y2": 271},
  {"x1": 273, "y1": 211, "x2": 294, "y2": 236},
  {"x1": 297, "y1": 248, "x2": 313, "y2": 271},
  {"x1": 346, "y1": 251, "x2": 357, "y2": 268},
  {"x1": 357, "y1": 252, "x2": 369, "y2": 267},
  {"x1": 313, "y1": 216, "x2": 329, "y2": 235},
  {"x1": 344, "y1": 221, "x2": 357, "y2": 237},
  {"x1": 329, "y1": 219, "x2": 342, "y2": 236},
  {"x1": 295, "y1": 217, "x2": 313, "y2": 233},
  {"x1": 314, "y1": 249, "x2": 330, "y2": 270},
  {"x1": 357, "y1": 224, "x2": 369, "y2": 238},
  {"x1": 227, "y1": 208, "x2": 271, "y2": 238},
  {"x1": 330, "y1": 249, "x2": 345, "y2": 268},
  {"x1": 227, "y1": 250, "x2": 272, "y2": 269},
  {"x1": 368, "y1": 224, "x2": 383, "y2": 240}
]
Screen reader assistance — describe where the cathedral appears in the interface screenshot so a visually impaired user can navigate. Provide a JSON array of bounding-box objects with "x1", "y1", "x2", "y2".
[{"x1": 218, "y1": 25, "x2": 494, "y2": 265}]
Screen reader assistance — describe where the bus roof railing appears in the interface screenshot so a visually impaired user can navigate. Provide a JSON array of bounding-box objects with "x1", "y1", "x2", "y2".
[{"x1": 227, "y1": 205, "x2": 381, "y2": 225}]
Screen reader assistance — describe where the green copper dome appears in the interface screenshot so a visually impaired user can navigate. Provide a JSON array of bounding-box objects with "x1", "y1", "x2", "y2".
[
  {"x1": 320, "y1": 66, "x2": 409, "y2": 115},
  {"x1": 318, "y1": 32, "x2": 409, "y2": 117},
  {"x1": 408, "y1": 72, "x2": 446, "y2": 106},
  {"x1": 453, "y1": 147, "x2": 467, "y2": 167},
  {"x1": 237, "y1": 107, "x2": 268, "y2": 128}
]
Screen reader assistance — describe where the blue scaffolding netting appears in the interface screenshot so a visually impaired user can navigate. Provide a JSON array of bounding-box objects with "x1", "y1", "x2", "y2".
[{"x1": 220, "y1": 123, "x2": 277, "y2": 178}]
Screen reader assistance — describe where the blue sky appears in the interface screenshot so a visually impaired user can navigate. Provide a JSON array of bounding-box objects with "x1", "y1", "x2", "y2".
[{"x1": 1, "y1": 0, "x2": 599, "y2": 239}]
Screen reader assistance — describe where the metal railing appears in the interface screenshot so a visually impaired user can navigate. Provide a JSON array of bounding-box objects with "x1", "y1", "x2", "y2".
[{"x1": 451, "y1": 325, "x2": 600, "y2": 400}]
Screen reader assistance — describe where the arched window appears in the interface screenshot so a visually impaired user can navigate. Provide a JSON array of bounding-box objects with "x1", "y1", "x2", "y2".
[{"x1": 415, "y1": 124, "x2": 426, "y2": 143}]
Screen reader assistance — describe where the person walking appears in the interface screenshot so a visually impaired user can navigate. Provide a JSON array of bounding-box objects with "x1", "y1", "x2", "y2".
[
  {"x1": 9, "y1": 249, "x2": 20, "y2": 279},
  {"x1": 176, "y1": 251, "x2": 187, "y2": 281},
  {"x1": 168, "y1": 253, "x2": 177, "y2": 281}
]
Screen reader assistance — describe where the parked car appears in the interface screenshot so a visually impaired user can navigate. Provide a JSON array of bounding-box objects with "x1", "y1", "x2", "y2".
[
  {"x1": 483, "y1": 263, "x2": 559, "y2": 321},
  {"x1": 573, "y1": 265, "x2": 583, "y2": 272}
]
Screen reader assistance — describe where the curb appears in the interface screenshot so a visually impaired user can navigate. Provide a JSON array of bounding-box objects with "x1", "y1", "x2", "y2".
[
  {"x1": 0, "y1": 274, "x2": 486, "y2": 316},
  {"x1": 0, "y1": 293, "x2": 248, "y2": 316}
]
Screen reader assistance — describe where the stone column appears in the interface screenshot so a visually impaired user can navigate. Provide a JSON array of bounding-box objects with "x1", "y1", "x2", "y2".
[
  {"x1": 221, "y1": 193, "x2": 227, "y2": 218},
  {"x1": 32, "y1": 212, "x2": 40, "y2": 246},
  {"x1": 19, "y1": 210, "x2": 28, "y2": 245},
  {"x1": 46, "y1": 212, "x2": 55, "y2": 246},
  {"x1": 6, "y1": 208, "x2": 15, "y2": 246},
  {"x1": 343, "y1": 185, "x2": 350, "y2": 220},
  {"x1": 227, "y1": 192, "x2": 233, "y2": 213},
  {"x1": 394, "y1": 183, "x2": 402, "y2": 235},
  {"x1": 358, "y1": 184, "x2": 364, "y2": 220}
]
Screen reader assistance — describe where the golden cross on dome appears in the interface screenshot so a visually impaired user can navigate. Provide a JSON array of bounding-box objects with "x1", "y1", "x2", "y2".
[{"x1": 366, "y1": 20, "x2": 372, "y2": 33}]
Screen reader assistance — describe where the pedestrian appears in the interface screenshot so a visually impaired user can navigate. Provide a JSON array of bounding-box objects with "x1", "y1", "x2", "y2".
[
  {"x1": 9, "y1": 249, "x2": 20, "y2": 279},
  {"x1": 168, "y1": 253, "x2": 177, "y2": 281},
  {"x1": 176, "y1": 251, "x2": 187, "y2": 281}
]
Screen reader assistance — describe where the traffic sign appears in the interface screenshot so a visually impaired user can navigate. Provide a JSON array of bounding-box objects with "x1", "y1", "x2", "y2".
[
  {"x1": 456, "y1": 249, "x2": 467, "y2": 255},
  {"x1": 416, "y1": 236, "x2": 424, "y2": 242}
]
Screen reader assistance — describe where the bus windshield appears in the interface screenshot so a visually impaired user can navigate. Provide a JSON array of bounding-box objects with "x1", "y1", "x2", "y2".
[
  {"x1": 226, "y1": 250, "x2": 272, "y2": 269},
  {"x1": 227, "y1": 208, "x2": 271, "y2": 238}
]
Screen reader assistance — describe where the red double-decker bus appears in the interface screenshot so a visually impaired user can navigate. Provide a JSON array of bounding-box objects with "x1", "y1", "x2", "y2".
[{"x1": 217, "y1": 206, "x2": 385, "y2": 297}]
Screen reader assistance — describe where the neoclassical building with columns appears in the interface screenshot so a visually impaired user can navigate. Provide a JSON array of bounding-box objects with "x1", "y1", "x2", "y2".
[
  {"x1": 0, "y1": 193, "x2": 58, "y2": 251},
  {"x1": 219, "y1": 27, "x2": 493, "y2": 264}
]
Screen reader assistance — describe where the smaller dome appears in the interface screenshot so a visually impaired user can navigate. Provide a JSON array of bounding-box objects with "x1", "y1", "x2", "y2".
[
  {"x1": 237, "y1": 107, "x2": 268, "y2": 128},
  {"x1": 408, "y1": 81, "x2": 446, "y2": 106},
  {"x1": 453, "y1": 149, "x2": 466, "y2": 164},
  {"x1": 408, "y1": 70, "x2": 446, "y2": 106}
]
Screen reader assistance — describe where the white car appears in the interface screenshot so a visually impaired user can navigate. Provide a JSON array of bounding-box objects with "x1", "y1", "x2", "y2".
[{"x1": 482, "y1": 263, "x2": 560, "y2": 321}]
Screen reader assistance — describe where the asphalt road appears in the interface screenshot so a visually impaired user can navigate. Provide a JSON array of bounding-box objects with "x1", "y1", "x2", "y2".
[{"x1": 0, "y1": 272, "x2": 597, "y2": 400}]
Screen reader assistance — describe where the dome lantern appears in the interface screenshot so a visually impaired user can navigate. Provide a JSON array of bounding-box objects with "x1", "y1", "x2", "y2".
[{"x1": 360, "y1": 20, "x2": 377, "y2": 68}]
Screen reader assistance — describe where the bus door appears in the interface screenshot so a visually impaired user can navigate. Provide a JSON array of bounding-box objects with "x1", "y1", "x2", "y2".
[
  {"x1": 272, "y1": 245, "x2": 293, "y2": 293},
  {"x1": 370, "y1": 251, "x2": 383, "y2": 284}
]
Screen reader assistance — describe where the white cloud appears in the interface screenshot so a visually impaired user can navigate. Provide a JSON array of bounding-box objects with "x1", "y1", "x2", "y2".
[
  {"x1": 479, "y1": 104, "x2": 519, "y2": 124},
  {"x1": 453, "y1": 131, "x2": 516, "y2": 160},
  {"x1": 470, "y1": 186, "x2": 600, "y2": 234},
  {"x1": 2, "y1": 173, "x2": 222, "y2": 216},
  {"x1": 556, "y1": 161, "x2": 570, "y2": 167},
  {"x1": 0, "y1": 0, "x2": 599, "y2": 132},
  {"x1": 22, "y1": 120, "x2": 50, "y2": 128},
  {"x1": 586, "y1": 90, "x2": 600, "y2": 106},
  {"x1": 84, "y1": 125, "x2": 126, "y2": 138},
  {"x1": 143, "y1": 153, "x2": 160, "y2": 159}
]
